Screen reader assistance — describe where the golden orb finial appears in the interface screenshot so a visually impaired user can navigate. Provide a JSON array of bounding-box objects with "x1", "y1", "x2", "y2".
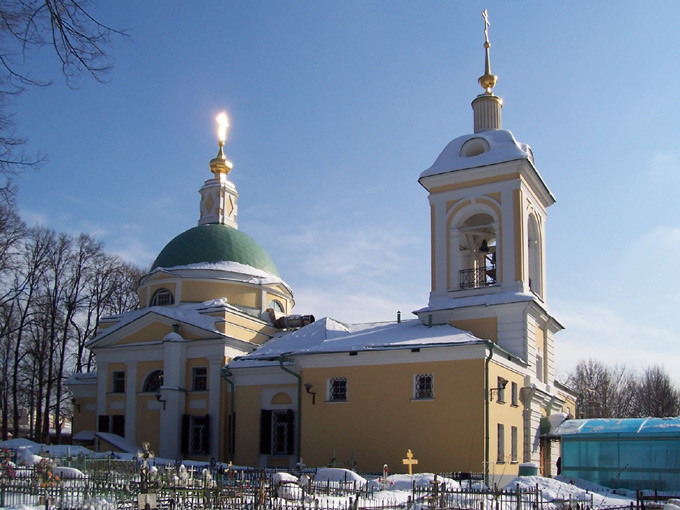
[
  {"x1": 478, "y1": 9, "x2": 498, "y2": 94},
  {"x1": 210, "y1": 112, "x2": 233, "y2": 178}
]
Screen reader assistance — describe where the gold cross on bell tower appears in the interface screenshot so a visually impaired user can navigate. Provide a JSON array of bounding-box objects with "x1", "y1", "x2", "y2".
[{"x1": 478, "y1": 9, "x2": 497, "y2": 94}]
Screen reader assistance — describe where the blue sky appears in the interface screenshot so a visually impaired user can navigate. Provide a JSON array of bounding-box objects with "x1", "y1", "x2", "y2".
[{"x1": 11, "y1": 2, "x2": 680, "y2": 378}]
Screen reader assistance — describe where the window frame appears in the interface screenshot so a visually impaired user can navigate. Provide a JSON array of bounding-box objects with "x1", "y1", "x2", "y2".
[
  {"x1": 413, "y1": 373, "x2": 434, "y2": 400},
  {"x1": 511, "y1": 426, "x2": 518, "y2": 463},
  {"x1": 511, "y1": 381, "x2": 519, "y2": 406},
  {"x1": 111, "y1": 370, "x2": 125, "y2": 393},
  {"x1": 142, "y1": 370, "x2": 164, "y2": 393},
  {"x1": 497, "y1": 423, "x2": 505, "y2": 463},
  {"x1": 497, "y1": 377, "x2": 506, "y2": 403},
  {"x1": 192, "y1": 366, "x2": 208, "y2": 392},
  {"x1": 150, "y1": 288, "x2": 174, "y2": 306},
  {"x1": 327, "y1": 377, "x2": 348, "y2": 402}
]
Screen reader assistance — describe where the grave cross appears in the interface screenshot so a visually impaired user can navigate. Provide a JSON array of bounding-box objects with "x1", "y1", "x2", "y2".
[{"x1": 402, "y1": 449, "x2": 418, "y2": 475}]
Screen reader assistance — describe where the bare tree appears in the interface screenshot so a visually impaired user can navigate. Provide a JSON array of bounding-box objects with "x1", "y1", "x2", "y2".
[
  {"x1": 632, "y1": 366, "x2": 680, "y2": 418},
  {"x1": 567, "y1": 358, "x2": 637, "y2": 418},
  {"x1": 0, "y1": 0, "x2": 125, "y2": 200}
]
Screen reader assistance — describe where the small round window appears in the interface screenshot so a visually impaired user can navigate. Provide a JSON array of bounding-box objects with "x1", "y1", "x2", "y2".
[
  {"x1": 460, "y1": 137, "x2": 490, "y2": 158},
  {"x1": 151, "y1": 288, "x2": 174, "y2": 306}
]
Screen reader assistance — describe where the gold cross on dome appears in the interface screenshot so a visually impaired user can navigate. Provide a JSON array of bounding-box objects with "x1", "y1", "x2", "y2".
[
  {"x1": 402, "y1": 449, "x2": 419, "y2": 475},
  {"x1": 482, "y1": 9, "x2": 490, "y2": 44},
  {"x1": 216, "y1": 112, "x2": 229, "y2": 143}
]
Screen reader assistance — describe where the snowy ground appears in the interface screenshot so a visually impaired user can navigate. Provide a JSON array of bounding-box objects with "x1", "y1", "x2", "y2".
[{"x1": 0, "y1": 439, "x2": 661, "y2": 510}]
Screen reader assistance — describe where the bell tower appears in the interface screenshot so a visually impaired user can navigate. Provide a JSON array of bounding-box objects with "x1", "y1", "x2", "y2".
[{"x1": 415, "y1": 11, "x2": 562, "y2": 384}]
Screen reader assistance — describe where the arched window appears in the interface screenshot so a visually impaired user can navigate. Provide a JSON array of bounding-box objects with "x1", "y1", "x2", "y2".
[
  {"x1": 457, "y1": 213, "x2": 497, "y2": 289},
  {"x1": 142, "y1": 370, "x2": 164, "y2": 393},
  {"x1": 268, "y1": 300, "x2": 284, "y2": 313},
  {"x1": 527, "y1": 214, "x2": 542, "y2": 296},
  {"x1": 151, "y1": 288, "x2": 174, "y2": 306}
]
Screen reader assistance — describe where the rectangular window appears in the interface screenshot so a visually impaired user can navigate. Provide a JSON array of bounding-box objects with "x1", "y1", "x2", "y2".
[
  {"x1": 497, "y1": 424, "x2": 505, "y2": 463},
  {"x1": 112, "y1": 371, "x2": 125, "y2": 393},
  {"x1": 192, "y1": 367, "x2": 208, "y2": 391},
  {"x1": 98, "y1": 415, "x2": 125, "y2": 437},
  {"x1": 328, "y1": 377, "x2": 347, "y2": 402},
  {"x1": 497, "y1": 377, "x2": 506, "y2": 403},
  {"x1": 259, "y1": 410, "x2": 294, "y2": 456},
  {"x1": 182, "y1": 414, "x2": 210, "y2": 455},
  {"x1": 414, "y1": 373, "x2": 434, "y2": 400},
  {"x1": 511, "y1": 426, "x2": 518, "y2": 462},
  {"x1": 511, "y1": 382, "x2": 518, "y2": 406}
]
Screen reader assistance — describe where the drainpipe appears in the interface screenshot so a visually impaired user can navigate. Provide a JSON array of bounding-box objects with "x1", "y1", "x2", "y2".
[
  {"x1": 484, "y1": 340, "x2": 495, "y2": 487},
  {"x1": 220, "y1": 366, "x2": 235, "y2": 463},
  {"x1": 277, "y1": 356, "x2": 302, "y2": 466}
]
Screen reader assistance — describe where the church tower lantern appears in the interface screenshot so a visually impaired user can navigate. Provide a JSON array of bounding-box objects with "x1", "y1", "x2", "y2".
[{"x1": 199, "y1": 113, "x2": 239, "y2": 228}]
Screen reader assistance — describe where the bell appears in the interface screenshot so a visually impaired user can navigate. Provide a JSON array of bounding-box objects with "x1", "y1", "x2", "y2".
[{"x1": 480, "y1": 240, "x2": 490, "y2": 253}]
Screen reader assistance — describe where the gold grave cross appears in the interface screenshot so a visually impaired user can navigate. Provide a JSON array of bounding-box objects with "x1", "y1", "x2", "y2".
[{"x1": 402, "y1": 449, "x2": 419, "y2": 475}]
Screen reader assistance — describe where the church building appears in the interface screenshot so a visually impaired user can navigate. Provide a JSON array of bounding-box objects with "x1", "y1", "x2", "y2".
[{"x1": 69, "y1": 18, "x2": 576, "y2": 488}]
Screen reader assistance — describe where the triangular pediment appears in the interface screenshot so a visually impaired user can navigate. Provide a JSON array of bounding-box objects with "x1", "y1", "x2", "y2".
[{"x1": 87, "y1": 309, "x2": 224, "y2": 349}]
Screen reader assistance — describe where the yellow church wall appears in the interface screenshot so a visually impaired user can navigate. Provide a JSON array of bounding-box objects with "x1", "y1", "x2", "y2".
[
  {"x1": 136, "y1": 394, "x2": 161, "y2": 454},
  {"x1": 450, "y1": 318, "x2": 498, "y2": 342},
  {"x1": 115, "y1": 323, "x2": 173, "y2": 345},
  {"x1": 299, "y1": 359, "x2": 486, "y2": 473},
  {"x1": 232, "y1": 385, "x2": 269, "y2": 467},
  {"x1": 138, "y1": 286, "x2": 148, "y2": 307},
  {"x1": 72, "y1": 397, "x2": 96, "y2": 435},
  {"x1": 220, "y1": 321, "x2": 272, "y2": 345},
  {"x1": 182, "y1": 281, "x2": 259, "y2": 308},
  {"x1": 487, "y1": 363, "x2": 525, "y2": 475}
]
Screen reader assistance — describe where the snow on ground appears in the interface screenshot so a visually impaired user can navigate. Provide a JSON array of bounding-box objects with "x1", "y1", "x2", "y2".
[
  {"x1": 512, "y1": 476, "x2": 635, "y2": 507},
  {"x1": 0, "y1": 440, "x2": 644, "y2": 510}
]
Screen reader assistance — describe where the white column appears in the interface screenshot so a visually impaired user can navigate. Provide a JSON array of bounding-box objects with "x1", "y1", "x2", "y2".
[
  {"x1": 125, "y1": 361, "x2": 138, "y2": 444},
  {"x1": 96, "y1": 361, "x2": 108, "y2": 419},
  {"x1": 158, "y1": 339, "x2": 186, "y2": 459},
  {"x1": 208, "y1": 355, "x2": 224, "y2": 459}
]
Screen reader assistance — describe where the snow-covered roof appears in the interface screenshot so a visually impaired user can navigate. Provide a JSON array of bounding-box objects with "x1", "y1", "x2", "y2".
[
  {"x1": 145, "y1": 261, "x2": 292, "y2": 294},
  {"x1": 86, "y1": 298, "x2": 237, "y2": 347},
  {"x1": 66, "y1": 371, "x2": 97, "y2": 385},
  {"x1": 554, "y1": 417, "x2": 680, "y2": 437},
  {"x1": 230, "y1": 318, "x2": 483, "y2": 366},
  {"x1": 420, "y1": 129, "x2": 533, "y2": 179},
  {"x1": 417, "y1": 290, "x2": 537, "y2": 314},
  {"x1": 96, "y1": 432, "x2": 140, "y2": 454}
]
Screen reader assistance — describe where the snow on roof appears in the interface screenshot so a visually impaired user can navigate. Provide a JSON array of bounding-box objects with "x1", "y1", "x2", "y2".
[
  {"x1": 417, "y1": 291, "x2": 536, "y2": 314},
  {"x1": 420, "y1": 129, "x2": 533, "y2": 179},
  {"x1": 96, "y1": 432, "x2": 140, "y2": 454},
  {"x1": 230, "y1": 318, "x2": 483, "y2": 366},
  {"x1": 87, "y1": 298, "x2": 235, "y2": 346},
  {"x1": 151, "y1": 261, "x2": 291, "y2": 290},
  {"x1": 66, "y1": 371, "x2": 97, "y2": 385},
  {"x1": 72, "y1": 430, "x2": 96, "y2": 442},
  {"x1": 554, "y1": 417, "x2": 680, "y2": 436}
]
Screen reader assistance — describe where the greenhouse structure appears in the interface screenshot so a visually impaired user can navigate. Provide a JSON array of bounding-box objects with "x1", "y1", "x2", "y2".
[{"x1": 554, "y1": 417, "x2": 680, "y2": 491}]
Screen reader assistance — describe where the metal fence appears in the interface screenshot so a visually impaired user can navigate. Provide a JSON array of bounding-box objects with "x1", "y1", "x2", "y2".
[{"x1": 0, "y1": 464, "x2": 653, "y2": 510}]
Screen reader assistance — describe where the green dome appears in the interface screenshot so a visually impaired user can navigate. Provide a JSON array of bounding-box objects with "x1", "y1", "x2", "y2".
[{"x1": 151, "y1": 224, "x2": 280, "y2": 277}]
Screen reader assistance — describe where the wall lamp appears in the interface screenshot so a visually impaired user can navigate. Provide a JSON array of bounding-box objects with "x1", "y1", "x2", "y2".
[
  {"x1": 304, "y1": 383, "x2": 316, "y2": 405},
  {"x1": 155, "y1": 393, "x2": 166, "y2": 410},
  {"x1": 489, "y1": 378, "x2": 508, "y2": 402}
]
